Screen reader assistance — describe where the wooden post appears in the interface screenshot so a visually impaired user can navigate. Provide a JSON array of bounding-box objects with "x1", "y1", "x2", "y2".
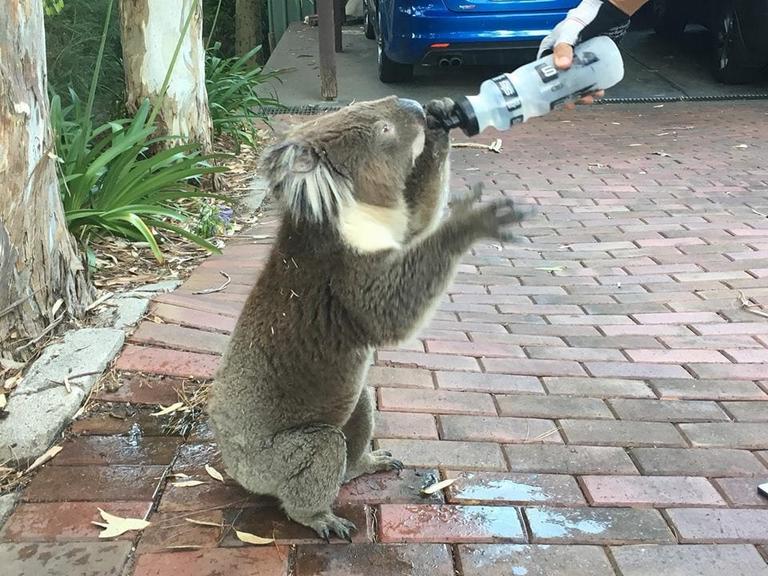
[
  {"x1": 334, "y1": 0, "x2": 344, "y2": 52},
  {"x1": 318, "y1": 0, "x2": 338, "y2": 100}
]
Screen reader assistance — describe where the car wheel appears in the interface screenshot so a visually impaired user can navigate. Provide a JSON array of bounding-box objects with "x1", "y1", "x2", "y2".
[
  {"x1": 652, "y1": 0, "x2": 687, "y2": 39},
  {"x1": 376, "y1": 12, "x2": 413, "y2": 83},
  {"x1": 710, "y1": 2, "x2": 756, "y2": 84},
  {"x1": 364, "y1": 2, "x2": 375, "y2": 40}
]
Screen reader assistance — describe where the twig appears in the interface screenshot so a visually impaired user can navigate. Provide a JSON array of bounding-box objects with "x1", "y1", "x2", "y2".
[
  {"x1": 14, "y1": 314, "x2": 65, "y2": 353},
  {"x1": 452, "y1": 138, "x2": 503, "y2": 153},
  {"x1": 85, "y1": 292, "x2": 114, "y2": 312},
  {"x1": 524, "y1": 427, "x2": 562, "y2": 444},
  {"x1": 737, "y1": 291, "x2": 768, "y2": 319},
  {"x1": 192, "y1": 271, "x2": 231, "y2": 295},
  {"x1": 0, "y1": 289, "x2": 41, "y2": 320},
  {"x1": 47, "y1": 370, "x2": 103, "y2": 386}
]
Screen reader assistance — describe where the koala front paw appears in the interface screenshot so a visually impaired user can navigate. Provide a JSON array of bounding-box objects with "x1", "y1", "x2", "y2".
[
  {"x1": 425, "y1": 97, "x2": 460, "y2": 133},
  {"x1": 451, "y1": 182, "x2": 484, "y2": 213},
  {"x1": 474, "y1": 198, "x2": 529, "y2": 242}
]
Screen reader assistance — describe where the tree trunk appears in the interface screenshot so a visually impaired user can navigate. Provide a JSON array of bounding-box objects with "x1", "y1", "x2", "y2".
[
  {"x1": 0, "y1": 0, "x2": 92, "y2": 359},
  {"x1": 235, "y1": 0, "x2": 264, "y2": 65},
  {"x1": 119, "y1": 0, "x2": 212, "y2": 151}
]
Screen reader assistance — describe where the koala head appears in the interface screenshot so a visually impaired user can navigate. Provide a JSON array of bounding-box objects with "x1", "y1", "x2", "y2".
[{"x1": 260, "y1": 96, "x2": 426, "y2": 230}]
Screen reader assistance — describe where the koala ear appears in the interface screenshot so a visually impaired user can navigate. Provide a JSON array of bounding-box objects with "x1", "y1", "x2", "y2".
[{"x1": 259, "y1": 140, "x2": 353, "y2": 224}]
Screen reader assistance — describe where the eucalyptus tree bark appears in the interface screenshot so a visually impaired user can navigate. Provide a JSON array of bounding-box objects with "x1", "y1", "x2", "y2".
[
  {"x1": 119, "y1": 0, "x2": 213, "y2": 150},
  {"x1": 235, "y1": 0, "x2": 264, "y2": 64},
  {"x1": 0, "y1": 0, "x2": 91, "y2": 358}
]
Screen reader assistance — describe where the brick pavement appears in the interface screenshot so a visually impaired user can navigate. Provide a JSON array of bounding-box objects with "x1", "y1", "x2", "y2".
[{"x1": 2, "y1": 101, "x2": 768, "y2": 574}]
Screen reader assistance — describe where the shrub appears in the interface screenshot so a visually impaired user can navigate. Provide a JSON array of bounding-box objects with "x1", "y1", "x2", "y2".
[
  {"x1": 51, "y1": 93, "x2": 228, "y2": 263},
  {"x1": 206, "y1": 42, "x2": 284, "y2": 149}
]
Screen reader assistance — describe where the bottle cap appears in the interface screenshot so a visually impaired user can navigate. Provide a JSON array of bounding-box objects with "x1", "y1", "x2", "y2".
[{"x1": 454, "y1": 97, "x2": 479, "y2": 137}]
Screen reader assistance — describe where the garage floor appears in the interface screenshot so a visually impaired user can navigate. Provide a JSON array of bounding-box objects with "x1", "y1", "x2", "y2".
[{"x1": 263, "y1": 22, "x2": 768, "y2": 107}]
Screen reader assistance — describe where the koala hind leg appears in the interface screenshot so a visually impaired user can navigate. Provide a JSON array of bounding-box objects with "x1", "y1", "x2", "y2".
[
  {"x1": 342, "y1": 387, "x2": 403, "y2": 483},
  {"x1": 272, "y1": 424, "x2": 355, "y2": 541}
]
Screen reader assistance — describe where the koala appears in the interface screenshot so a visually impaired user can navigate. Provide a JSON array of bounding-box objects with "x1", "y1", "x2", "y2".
[{"x1": 207, "y1": 96, "x2": 526, "y2": 542}]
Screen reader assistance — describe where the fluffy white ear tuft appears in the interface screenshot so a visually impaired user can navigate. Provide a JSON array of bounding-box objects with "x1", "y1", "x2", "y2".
[{"x1": 259, "y1": 140, "x2": 353, "y2": 223}]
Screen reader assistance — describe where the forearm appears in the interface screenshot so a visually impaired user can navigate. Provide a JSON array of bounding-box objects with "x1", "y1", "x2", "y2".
[{"x1": 608, "y1": 0, "x2": 647, "y2": 16}]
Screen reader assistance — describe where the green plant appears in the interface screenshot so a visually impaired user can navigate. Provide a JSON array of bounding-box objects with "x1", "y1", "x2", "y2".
[
  {"x1": 52, "y1": 94, "x2": 228, "y2": 263},
  {"x1": 50, "y1": 0, "x2": 228, "y2": 264},
  {"x1": 205, "y1": 42, "x2": 284, "y2": 149},
  {"x1": 44, "y1": 0, "x2": 65, "y2": 16},
  {"x1": 190, "y1": 199, "x2": 232, "y2": 239}
]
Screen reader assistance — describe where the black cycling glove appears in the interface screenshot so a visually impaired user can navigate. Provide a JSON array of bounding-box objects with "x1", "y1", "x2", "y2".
[{"x1": 538, "y1": 0, "x2": 631, "y2": 58}]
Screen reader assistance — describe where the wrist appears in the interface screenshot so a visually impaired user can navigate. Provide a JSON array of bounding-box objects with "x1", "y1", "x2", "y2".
[{"x1": 606, "y1": 0, "x2": 643, "y2": 17}]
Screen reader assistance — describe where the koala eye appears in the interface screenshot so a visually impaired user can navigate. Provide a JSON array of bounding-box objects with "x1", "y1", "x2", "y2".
[{"x1": 375, "y1": 121, "x2": 396, "y2": 138}]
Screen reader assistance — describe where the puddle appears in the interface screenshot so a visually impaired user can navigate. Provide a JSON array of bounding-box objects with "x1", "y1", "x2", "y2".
[
  {"x1": 525, "y1": 508, "x2": 610, "y2": 540},
  {"x1": 450, "y1": 473, "x2": 548, "y2": 503}
]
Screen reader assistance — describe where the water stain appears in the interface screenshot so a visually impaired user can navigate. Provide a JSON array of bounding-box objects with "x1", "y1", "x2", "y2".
[
  {"x1": 525, "y1": 508, "x2": 607, "y2": 540},
  {"x1": 386, "y1": 505, "x2": 525, "y2": 540}
]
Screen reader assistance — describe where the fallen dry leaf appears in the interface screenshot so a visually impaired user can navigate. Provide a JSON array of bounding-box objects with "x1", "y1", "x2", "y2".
[
  {"x1": 205, "y1": 464, "x2": 224, "y2": 483},
  {"x1": 4, "y1": 374, "x2": 22, "y2": 392},
  {"x1": 92, "y1": 508, "x2": 150, "y2": 538},
  {"x1": 169, "y1": 472, "x2": 191, "y2": 479},
  {"x1": 0, "y1": 358, "x2": 24, "y2": 371},
  {"x1": 235, "y1": 530, "x2": 274, "y2": 545},
  {"x1": 185, "y1": 518, "x2": 222, "y2": 528},
  {"x1": 536, "y1": 265, "x2": 566, "y2": 273},
  {"x1": 151, "y1": 402, "x2": 185, "y2": 417},
  {"x1": 0, "y1": 393, "x2": 6, "y2": 410},
  {"x1": 25, "y1": 445, "x2": 62, "y2": 473},
  {"x1": 171, "y1": 480, "x2": 206, "y2": 488},
  {"x1": 51, "y1": 298, "x2": 64, "y2": 319},
  {"x1": 421, "y1": 478, "x2": 456, "y2": 495}
]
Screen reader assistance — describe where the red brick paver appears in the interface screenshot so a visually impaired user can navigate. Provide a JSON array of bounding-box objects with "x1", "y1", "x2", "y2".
[{"x1": 5, "y1": 102, "x2": 768, "y2": 574}]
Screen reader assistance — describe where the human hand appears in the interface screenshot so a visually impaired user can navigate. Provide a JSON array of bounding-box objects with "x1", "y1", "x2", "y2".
[{"x1": 538, "y1": 0, "x2": 631, "y2": 107}]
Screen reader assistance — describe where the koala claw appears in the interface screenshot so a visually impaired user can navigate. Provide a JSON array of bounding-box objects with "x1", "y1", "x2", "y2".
[
  {"x1": 425, "y1": 97, "x2": 460, "y2": 132},
  {"x1": 370, "y1": 449, "x2": 404, "y2": 471},
  {"x1": 480, "y1": 198, "x2": 529, "y2": 241},
  {"x1": 470, "y1": 182, "x2": 484, "y2": 203},
  {"x1": 309, "y1": 512, "x2": 357, "y2": 543}
]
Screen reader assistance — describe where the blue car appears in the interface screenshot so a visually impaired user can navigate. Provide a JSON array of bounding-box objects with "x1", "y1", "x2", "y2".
[{"x1": 363, "y1": 0, "x2": 579, "y2": 83}]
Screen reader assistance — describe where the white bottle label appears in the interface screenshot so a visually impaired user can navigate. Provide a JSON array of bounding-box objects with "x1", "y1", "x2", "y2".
[{"x1": 491, "y1": 76, "x2": 524, "y2": 126}]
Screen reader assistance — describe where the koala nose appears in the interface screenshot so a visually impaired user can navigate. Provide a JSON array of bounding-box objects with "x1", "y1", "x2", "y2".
[{"x1": 398, "y1": 98, "x2": 425, "y2": 120}]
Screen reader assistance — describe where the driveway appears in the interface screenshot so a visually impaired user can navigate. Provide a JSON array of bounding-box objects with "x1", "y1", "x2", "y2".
[
  {"x1": 1, "y1": 100, "x2": 767, "y2": 574},
  {"x1": 264, "y1": 23, "x2": 768, "y2": 107}
]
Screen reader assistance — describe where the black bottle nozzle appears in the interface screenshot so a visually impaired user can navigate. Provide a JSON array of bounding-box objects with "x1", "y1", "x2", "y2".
[{"x1": 425, "y1": 97, "x2": 480, "y2": 137}]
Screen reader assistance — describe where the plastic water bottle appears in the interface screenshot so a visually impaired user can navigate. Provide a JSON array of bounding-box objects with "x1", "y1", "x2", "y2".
[{"x1": 447, "y1": 36, "x2": 624, "y2": 137}]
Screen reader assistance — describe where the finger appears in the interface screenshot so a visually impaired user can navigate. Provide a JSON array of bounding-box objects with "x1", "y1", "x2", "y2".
[
  {"x1": 553, "y1": 43, "x2": 574, "y2": 70},
  {"x1": 564, "y1": 102, "x2": 576, "y2": 110},
  {"x1": 577, "y1": 95, "x2": 594, "y2": 105}
]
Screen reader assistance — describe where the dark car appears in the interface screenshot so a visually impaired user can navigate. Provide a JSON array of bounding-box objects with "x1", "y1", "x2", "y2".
[{"x1": 651, "y1": 0, "x2": 768, "y2": 83}]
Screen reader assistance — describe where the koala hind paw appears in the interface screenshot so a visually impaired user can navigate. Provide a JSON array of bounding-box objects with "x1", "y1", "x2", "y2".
[
  {"x1": 369, "y1": 449, "x2": 404, "y2": 472},
  {"x1": 306, "y1": 512, "x2": 357, "y2": 543}
]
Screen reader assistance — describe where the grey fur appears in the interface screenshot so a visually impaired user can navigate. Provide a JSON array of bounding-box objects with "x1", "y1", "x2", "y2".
[{"x1": 207, "y1": 96, "x2": 526, "y2": 541}]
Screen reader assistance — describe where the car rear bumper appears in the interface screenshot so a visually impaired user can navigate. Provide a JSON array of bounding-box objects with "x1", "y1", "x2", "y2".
[
  {"x1": 421, "y1": 41, "x2": 541, "y2": 66},
  {"x1": 384, "y1": 6, "x2": 569, "y2": 65}
]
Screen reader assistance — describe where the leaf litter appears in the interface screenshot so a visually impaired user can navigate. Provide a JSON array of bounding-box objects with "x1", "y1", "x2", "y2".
[{"x1": 92, "y1": 508, "x2": 150, "y2": 538}]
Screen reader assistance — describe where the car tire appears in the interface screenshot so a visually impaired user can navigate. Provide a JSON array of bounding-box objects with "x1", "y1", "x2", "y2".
[
  {"x1": 376, "y1": 12, "x2": 413, "y2": 83},
  {"x1": 710, "y1": 1, "x2": 756, "y2": 84},
  {"x1": 364, "y1": 3, "x2": 375, "y2": 40},
  {"x1": 652, "y1": 0, "x2": 687, "y2": 39}
]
